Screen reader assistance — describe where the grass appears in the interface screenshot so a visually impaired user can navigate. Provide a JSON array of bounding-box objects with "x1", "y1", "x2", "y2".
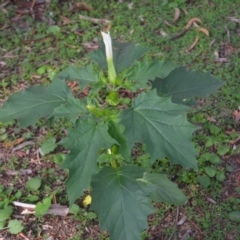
[{"x1": 1, "y1": 0, "x2": 240, "y2": 239}]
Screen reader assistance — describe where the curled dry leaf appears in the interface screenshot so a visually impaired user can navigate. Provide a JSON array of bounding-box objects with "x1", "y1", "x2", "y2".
[
  {"x1": 177, "y1": 215, "x2": 187, "y2": 225},
  {"x1": 79, "y1": 14, "x2": 111, "y2": 26},
  {"x1": 207, "y1": 197, "x2": 216, "y2": 204},
  {"x1": 185, "y1": 18, "x2": 202, "y2": 29},
  {"x1": 208, "y1": 0, "x2": 215, "y2": 8},
  {"x1": 233, "y1": 110, "x2": 240, "y2": 123},
  {"x1": 193, "y1": 22, "x2": 200, "y2": 27},
  {"x1": 230, "y1": 136, "x2": 240, "y2": 145},
  {"x1": 164, "y1": 20, "x2": 172, "y2": 27},
  {"x1": 60, "y1": 15, "x2": 73, "y2": 25},
  {"x1": 209, "y1": 39, "x2": 215, "y2": 47},
  {"x1": 172, "y1": 8, "x2": 181, "y2": 23},
  {"x1": 227, "y1": 17, "x2": 240, "y2": 24},
  {"x1": 187, "y1": 36, "x2": 199, "y2": 51},
  {"x1": 199, "y1": 27, "x2": 209, "y2": 36},
  {"x1": 74, "y1": 2, "x2": 93, "y2": 12},
  {"x1": 193, "y1": 22, "x2": 209, "y2": 36}
]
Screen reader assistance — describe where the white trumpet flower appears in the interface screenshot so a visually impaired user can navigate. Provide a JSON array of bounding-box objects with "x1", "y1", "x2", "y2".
[{"x1": 101, "y1": 31, "x2": 117, "y2": 84}]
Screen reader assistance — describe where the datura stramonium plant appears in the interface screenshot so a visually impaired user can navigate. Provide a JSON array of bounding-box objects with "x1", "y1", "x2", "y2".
[{"x1": 101, "y1": 31, "x2": 117, "y2": 84}]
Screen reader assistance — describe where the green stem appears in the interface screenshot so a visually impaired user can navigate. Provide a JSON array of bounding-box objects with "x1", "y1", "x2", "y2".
[{"x1": 111, "y1": 158, "x2": 118, "y2": 168}]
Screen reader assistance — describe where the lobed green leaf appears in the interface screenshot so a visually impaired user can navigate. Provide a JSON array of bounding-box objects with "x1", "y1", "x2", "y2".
[
  {"x1": 52, "y1": 96, "x2": 87, "y2": 123},
  {"x1": 87, "y1": 41, "x2": 149, "y2": 73},
  {"x1": 139, "y1": 172, "x2": 187, "y2": 205},
  {"x1": 57, "y1": 64, "x2": 99, "y2": 90},
  {"x1": 121, "y1": 90, "x2": 198, "y2": 169},
  {"x1": 0, "y1": 78, "x2": 72, "y2": 128},
  {"x1": 60, "y1": 119, "x2": 117, "y2": 205},
  {"x1": 152, "y1": 67, "x2": 224, "y2": 105},
  {"x1": 90, "y1": 166, "x2": 154, "y2": 240},
  {"x1": 129, "y1": 60, "x2": 179, "y2": 87}
]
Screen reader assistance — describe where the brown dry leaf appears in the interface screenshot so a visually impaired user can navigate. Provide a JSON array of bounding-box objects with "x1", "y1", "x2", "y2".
[
  {"x1": 82, "y1": 41, "x2": 99, "y2": 50},
  {"x1": 187, "y1": 36, "x2": 199, "y2": 51},
  {"x1": 67, "y1": 81, "x2": 78, "y2": 90},
  {"x1": 13, "y1": 202, "x2": 69, "y2": 216},
  {"x1": 177, "y1": 215, "x2": 187, "y2": 225},
  {"x1": 74, "y1": 2, "x2": 93, "y2": 12},
  {"x1": 225, "y1": 129, "x2": 235, "y2": 135},
  {"x1": 12, "y1": 141, "x2": 34, "y2": 152},
  {"x1": 0, "y1": 0, "x2": 10, "y2": 9},
  {"x1": 3, "y1": 137, "x2": 25, "y2": 149},
  {"x1": 208, "y1": 0, "x2": 215, "y2": 7},
  {"x1": 0, "y1": 61, "x2": 7, "y2": 67},
  {"x1": 233, "y1": 110, "x2": 240, "y2": 123},
  {"x1": 79, "y1": 14, "x2": 111, "y2": 26},
  {"x1": 164, "y1": 20, "x2": 172, "y2": 26},
  {"x1": 206, "y1": 115, "x2": 217, "y2": 123},
  {"x1": 0, "y1": 24, "x2": 9, "y2": 30},
  {"x1": 60, "y1": 15, "x2": 73, "y2": 25},
  {"x1": 230, "y1": 136, "x2": 240, "y2": 145},
  {"x1": 185, "y1": 17, "x2": 202, "y2": 29},
  {"x1": 64, "y1": 44, "x2": 78, "y2": 49},
  {"x1": 172, "y1": 8, "x2": 180, "y2": 23},
  {"x1": 227, "y1": 17, "x2": 240, "y2": 24},
  {"x1": 199, "y1": 27, "x2": 209, "y2": 36},
  {"x1": 193, "y1": 21, "x2": 200, "y2": 27}
]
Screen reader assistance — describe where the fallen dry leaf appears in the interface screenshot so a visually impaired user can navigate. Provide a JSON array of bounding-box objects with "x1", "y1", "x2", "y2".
[
  {"x1": 187, "y1": 36, "x2": 199, "y2": 51},
  {"x1": 193, "y1": 21, "x2": 200, "y2": 28},
  {"x1": 230, "y1": 136, "x2": 240, "y2": 145},
  {"x1": 227, "y1": 16, "x2": 240, "y2": 23},
  {"x1": 164, "y1": 20, "x2": 172, "y2": 27},
  {"x1": 82, "y1": 41, "x2": 99, "y2": 50},
  {"x1": 0, "y1": 0, "x2": 10, "y2": 9},
  {"x1": 208, "y1": 0, "x2": 215, "y2": 7},
  {"x1": 60, "y1": 15, "x2": 73, "y2": 25},
  {"x1": 209, "y1": 39, "x2": 215, "y2": 47},
  {"x1": 225, "y1": 26, "x2": 230, "y2": 42},
  {"x1": 193, "y1": 22, "x2": 209, "y2": 36},
  {"x1": 199, "y1": 27, "x2": 209, "y2": 36},
  {"x1": 79, "y1": 14, "x2": 111, "y2": 26},
  {"x1": 177, "y1": 215, "x2": 187, "y2": 225},
  {"x1": 74, "y1": 2, "x2": 93, "y2": 12},
  {"x1": 233, "y1": 110, "x2": 240, "y2": 123},
  {"x1": 67, "y1": 81, "x2": 78, "y2": 90},
  {"x1": 172, "y1": 8, "x2": 181, "y2": 23},
  {"x1": 3, "y1": 137, "x2": 25, "y2": 149},
  {"x1": 185, "y1": 17, "x2": 202, "y2": 29},
  {"x1": 13, "y1": 202, "x2": 69, "y2": 216},
  {"x1": 206, "y1": 115, "x2": 217, "y2": 123},
  {"x1": 12, "y1": 141, "x2": 34, "y2": 152},
  {"x1": 5, "y1": 169, "x2": 32, "y2": 176}
]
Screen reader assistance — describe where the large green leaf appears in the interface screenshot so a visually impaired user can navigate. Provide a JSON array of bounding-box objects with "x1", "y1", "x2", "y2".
[
  {"x1": 57, "y1": 64, "x2": 99, "y2": 90},
  {"x1": 90, "y1": 166, "x2": 154, "y2": 240},
  {"x1": 108, "y1": 120, "x2": 130, "y2": 161},
  {"x1": 52, "y1": 96, "x2": 87, "y2": 123},
  {"x1": 129, "y1": 60, "x2": 179, "y2": 86},
  {"x1": 87, "y1": 41, "x2": 148, "y2": 73},
  {"x1": 152, "y1": 67, "x2": 224, "y2": 105},
  {"x1": 121, "y1": 90, "x2": 198, "y2": 169},
  {"x1": 139, "y1": 172, "x2": 187, "y2": 205},
  {"x1": 0, "y1": 78, "x2": 71, "y2": 128},
  {"x1": 60, "y1": 119, "x2": 117, "y2": 205}
]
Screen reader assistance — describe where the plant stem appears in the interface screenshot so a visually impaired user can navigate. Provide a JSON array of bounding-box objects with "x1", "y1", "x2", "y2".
[{"x1": 111, "y1": 158, "x2": 118, "y2": 168}]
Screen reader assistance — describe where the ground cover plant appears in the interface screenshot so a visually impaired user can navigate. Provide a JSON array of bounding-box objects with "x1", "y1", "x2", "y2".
[
  {"x1": 1, "y1": 0, "x2": 240, "y2": 239},
  {"x1": 0, "y1": 25, "x2": 224, "y2": 239}
]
